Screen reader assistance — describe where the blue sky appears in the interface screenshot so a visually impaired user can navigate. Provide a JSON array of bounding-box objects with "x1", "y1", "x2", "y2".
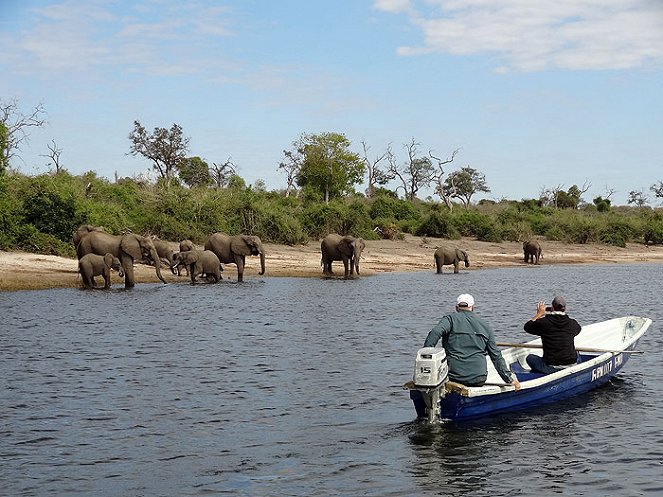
[{"x1": 1, "y1": 0, "x2": 662, "y2": 204}]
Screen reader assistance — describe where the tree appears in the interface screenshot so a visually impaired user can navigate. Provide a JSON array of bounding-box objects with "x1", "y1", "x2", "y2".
[
  {"x1": 0, "y1": 123, "x2": 8, "y2": 173},
  {"x1": 627, "y1": 190, "x2": 649, "y2": 207},
  {"x1": 295, "y1": 132, "x2": 364, "y2": 203},
  {"x1": 441, "y1": 166, "x2": 490, "y2": 208},
  {"x1": 593, "y1": 196, "x2": 611, "y2": 212},
  {"x1": 179, "y1": 156, "x2": 212, "y2": 187},
  {"x1": 210, "y1": 158, "x2": 237, "y2": 188},
  {"x1": 278, "y1": 144, "x2": 303, "y2": 197},
  {"x1": 41, "y1": 140, "x2": 64, "y2": 174},
  {"x1": 361, "y1": 140, "x2": 393, "y2": 198},
  {"x1": 650, "y1": 180, "x2": 663, "y2": 200},
  {"x1": 388, "y1": 138, "x2": 435, "y2": 201},
  {"x1": 429, "y1": 148, "x2": 460, "y2": 211},
  {"x1": 0, "y1": 98, "x2": 47, "y2": 173},
  {"x1": 128, "y1": 120, "x2": 189, "y2": 182}
]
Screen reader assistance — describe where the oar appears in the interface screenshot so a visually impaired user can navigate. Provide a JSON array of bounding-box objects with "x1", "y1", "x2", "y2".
[{"x1": 496, "y1": 342, "x2": 644, "y2": 355}]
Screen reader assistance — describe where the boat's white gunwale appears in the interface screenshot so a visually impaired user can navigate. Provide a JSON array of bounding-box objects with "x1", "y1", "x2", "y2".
[{"x1": 455, "y1": 316, "x2": 651, "y2": 399}]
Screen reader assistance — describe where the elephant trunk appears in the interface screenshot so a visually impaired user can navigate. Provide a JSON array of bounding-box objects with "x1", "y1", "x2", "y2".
[
  {"x1": 354, "y1": 249, "x2": 361, "y2": 275},
  {"x1": 151, "y1": 247, "x2": 167, "y2": 284},
  {"x1": 259, "y1": 251, "x2": 265, "y2": 275}
]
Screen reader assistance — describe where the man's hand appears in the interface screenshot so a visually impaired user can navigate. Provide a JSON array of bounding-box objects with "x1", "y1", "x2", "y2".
[
  {"x1": 512, "y1": 378, "x2": 521, "y2": 391},
  {"x1": 531, "y1": 301, "x2": 546, "y2": 321}
]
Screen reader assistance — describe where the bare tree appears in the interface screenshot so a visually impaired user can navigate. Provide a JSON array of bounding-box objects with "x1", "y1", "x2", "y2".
[
  {"x1": 41, "y1": 139, "x2": 64, "y2": 174},
  {"x1": 210, "y1": 158, "x2": 237, "y2": 188},
  {"x1": 278, "y1": 147, "x2": 303, "y2": 197},
  {"x1": 361, "y1": 140, "x2": 393, "y2": 198},
  {"x1": 0, "y1": 98, "x2": 47, "y2": 171},
  {"x1": 429, "y1": 148, "x2": 459, "y2": 210},
  {"x1": 539, "y1": 184, "x2": 565, "y2": 208},
  {"x1": 628, "y1": 189, "x2": 649, "y2": 207},
  {"x1": 388, "y1": 138, "x2": 436, "y2": 201},
  {"x1": 651, "y1": 180, "x2": 663, "y2": 200}
]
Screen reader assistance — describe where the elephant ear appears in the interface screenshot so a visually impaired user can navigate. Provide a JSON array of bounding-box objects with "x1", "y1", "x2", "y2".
[
  {"x1": 104, "y1": 253, "x2": 114, "y2": 268},
  {"x1": 184, "y1": 251, "x2": 200, "y2": 264},
  {"x1": 231, "y1": 236, "x2": 253, "y2": 256},
  {"x1": 120, "y1": 234, "x2": 142, "y2": 260}
]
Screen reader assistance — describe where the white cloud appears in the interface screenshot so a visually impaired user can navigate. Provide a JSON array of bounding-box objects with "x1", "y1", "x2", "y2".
[
  {"x1": 373, "y1": 0, "x2": 414, "y2": 14},
  {"x1": 8, "y1": 0, "x2": 235, "y2": 74},
  {"x1": 377, "y1": 0, "x2": 663, "y2": 71}
]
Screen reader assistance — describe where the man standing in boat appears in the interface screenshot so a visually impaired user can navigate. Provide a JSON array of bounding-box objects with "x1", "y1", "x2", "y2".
[
  {"x1": 423, "y1": 294, "x2": 521, "y2": 390},
  {"x1": 523, "y1": 295, "x2": 582, "y2": 374}
]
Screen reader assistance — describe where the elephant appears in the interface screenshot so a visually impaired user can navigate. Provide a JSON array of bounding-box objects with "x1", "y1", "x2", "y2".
[
  {"x1": 434, "y1": 247, "x2": 469, "y2": 274},
  {"x1": 523, "y1": 240, "x2": 542, "y2": 264},
  {"x1": 151, "y1": 237, "x2": 178, "y2": 274},
  {"x1": 320, "y1": 233, "x2": 365, "y2": 279},
  {"x1": 78, "y1": 253, "x2": 124, "y2": 289},
  {"x1": 172, "y1": 250, "x2": 222, "y2": 284},
  {"x1": 72, "y1": 224, "x2": 105, "y2": 249},
  {"x1": 179, "y1": 239, "x2": 196, "y2": 252},
  {"x1": 76, "y1": 231, "x2": 167, "y2": 288},
  {"x1": 174, "y1": 239, "x2": 197, "y2": 276},
  {"x1": 204, "y1": 233, "x2": 266, "y2": 282}
]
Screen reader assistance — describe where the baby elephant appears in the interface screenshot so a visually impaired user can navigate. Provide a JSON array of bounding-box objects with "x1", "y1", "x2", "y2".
[
  {"x1": 434, "y1": 247, "x2": 470, "y2": 274},
  {"x1": 172, "y1": 250, "x2": 222, "y2": 284},
  {"x1": 79, "y1": 253, "x2": 124, "y2": 289}
]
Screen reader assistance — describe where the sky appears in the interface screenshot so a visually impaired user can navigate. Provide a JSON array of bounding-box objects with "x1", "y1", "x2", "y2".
[{"x1": 1, "y1": 0, "x2": 662, "y2": 205}]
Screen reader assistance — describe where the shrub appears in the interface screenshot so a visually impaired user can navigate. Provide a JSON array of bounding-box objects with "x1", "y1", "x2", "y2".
[{"x1": 415, "y1": 212, "x2": 460, "y2": 239}]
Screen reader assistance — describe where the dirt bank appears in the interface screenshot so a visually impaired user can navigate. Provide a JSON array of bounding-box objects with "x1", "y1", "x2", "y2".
[{"x1": 2, "y1": 235, "x2": 663, "y2": 291}]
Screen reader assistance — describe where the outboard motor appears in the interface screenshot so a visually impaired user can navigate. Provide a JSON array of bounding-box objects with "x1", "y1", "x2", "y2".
[{"x1": 410, "y1": 347, "x2": 449, "y2": 423}]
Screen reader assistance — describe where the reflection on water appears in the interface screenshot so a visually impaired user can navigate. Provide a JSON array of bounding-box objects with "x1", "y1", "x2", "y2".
[{"x1": 1, "y1": 264, "x2": 662, "y2": 496}]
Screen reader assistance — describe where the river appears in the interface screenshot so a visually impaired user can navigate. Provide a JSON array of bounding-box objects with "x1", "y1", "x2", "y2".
[{"x1": 2, "y1": 264, "x2": 662, "y2": 496}]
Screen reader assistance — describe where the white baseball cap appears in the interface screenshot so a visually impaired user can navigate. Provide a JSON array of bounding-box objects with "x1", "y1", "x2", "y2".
[{"x1": 456, "y1": 293, "x2": 475, "y2": 307}]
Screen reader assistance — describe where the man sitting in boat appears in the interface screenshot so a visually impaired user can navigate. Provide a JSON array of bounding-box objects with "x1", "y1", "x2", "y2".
[
  {"x1": 423, "y1": 294, "x2": 521, "y2": 390},
  {"x1": 523, "y1": 295, "x2": 582, "y2": 374}
]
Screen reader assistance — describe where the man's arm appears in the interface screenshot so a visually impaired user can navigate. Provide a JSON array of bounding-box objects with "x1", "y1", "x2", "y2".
[{"x1": 423, "y1": 316, "x2": 451, "y2": 347}]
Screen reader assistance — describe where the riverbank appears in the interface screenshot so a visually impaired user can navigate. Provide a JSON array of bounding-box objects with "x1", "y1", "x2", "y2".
[{"x1": 2, "y1": 235, "x2": 663, "y2": 291}]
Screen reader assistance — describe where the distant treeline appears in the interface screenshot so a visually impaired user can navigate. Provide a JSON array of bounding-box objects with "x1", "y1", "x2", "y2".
[{"x1": 2, "y1": 170, "x2": 663, "y2": 257}]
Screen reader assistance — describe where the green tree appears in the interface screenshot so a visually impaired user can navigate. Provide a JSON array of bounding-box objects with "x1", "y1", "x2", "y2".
[
  {"x1": 296, "y1": 132, "x2": 365, "y2": 204},
  {"x1": 179, "y1": 156, "x2": 212, "y2": 187},
  {"x1": 593, "y1": 196, "x2": 611, "y2": 212},
  {"x1": 442, "y1": 166, "x2": 490, "y2": 208},
  {"x1": 0, "y1": 122, "x2": 8, "y2": 174},
  {"x1": 128, "y1": 120, "x2": 189, "y2": 182}
]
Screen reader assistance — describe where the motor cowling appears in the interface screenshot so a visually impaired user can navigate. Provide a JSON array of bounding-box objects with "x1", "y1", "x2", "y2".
[{"x1": 413, "y1": 347, "x2": 449, "y2": 388}]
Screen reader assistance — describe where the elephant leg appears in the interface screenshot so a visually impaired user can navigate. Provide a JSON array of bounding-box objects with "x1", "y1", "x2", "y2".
[
  {"x1": 120, "y1": 254, "x2": 134, "y2": 288},
  {"x1": 82, "y1": 273, "x2": 93, "y2": 288},
  {"x1": 103, "y1": 269, "x2": 111, "y2": 289},
  {"x1": 342, "y1": 258, "x2": 350, "y2": 279},
  {"x1": 454, "y1": 261, "x2": 459, "y2": 274},
  {"x1": 436, "y1": 258, "x2": 442, "y2": 274},
  {"x1": 234, "y1": 255, "x2": 245, "y2": 282}
]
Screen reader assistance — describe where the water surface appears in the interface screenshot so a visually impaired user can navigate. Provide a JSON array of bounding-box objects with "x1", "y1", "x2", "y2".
[{"x1": 2, "y1": 264, "x2": 662, "y2": 496}]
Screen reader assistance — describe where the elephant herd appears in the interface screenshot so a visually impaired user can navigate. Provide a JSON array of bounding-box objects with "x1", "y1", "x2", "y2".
[
  {"x1": 73, "y1": 225, "x2": 265, "y2": 289},
  {"x1": 73, "y1": 225, "x2": 544, "y2": 289}
]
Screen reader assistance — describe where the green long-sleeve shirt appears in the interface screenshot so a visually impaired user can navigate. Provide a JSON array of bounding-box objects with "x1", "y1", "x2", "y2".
[{"x1": 423, "y1": 310, "x2": 514, "y2": 385}]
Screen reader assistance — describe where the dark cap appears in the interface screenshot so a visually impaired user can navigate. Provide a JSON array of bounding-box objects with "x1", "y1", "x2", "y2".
[{"x1": 551, "y1": 295, "x2": 567, "y2": 310}]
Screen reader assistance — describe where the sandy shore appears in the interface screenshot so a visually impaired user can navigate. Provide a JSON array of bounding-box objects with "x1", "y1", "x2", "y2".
[{"x1": 2, "y1": 235, "x2": 663, "y2": 291}]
